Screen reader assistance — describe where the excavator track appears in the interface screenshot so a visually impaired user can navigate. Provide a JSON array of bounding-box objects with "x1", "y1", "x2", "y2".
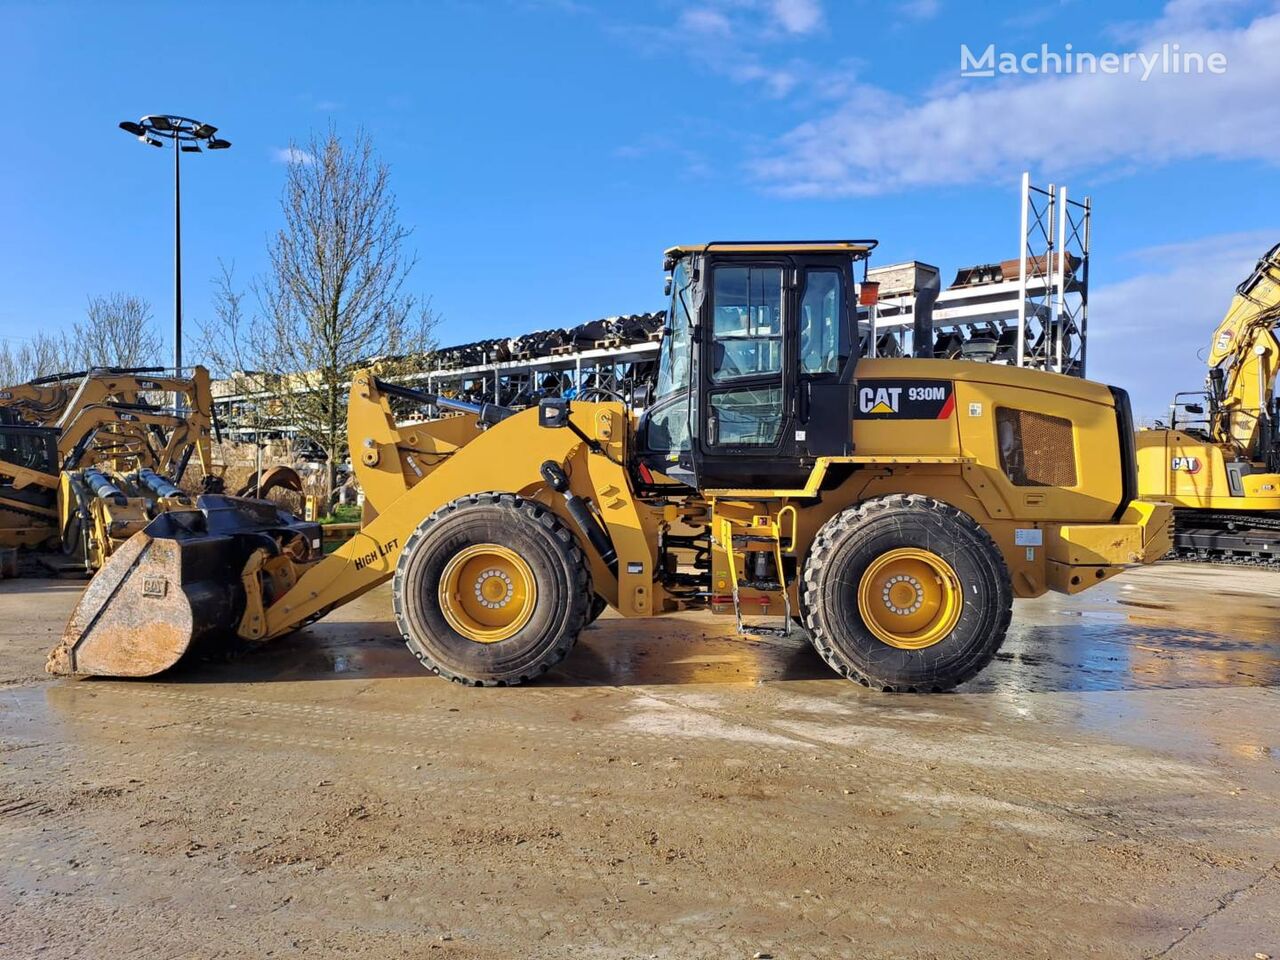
[{"x1": 1170, "y1": 509, "x2": 1280, "y2": 567}]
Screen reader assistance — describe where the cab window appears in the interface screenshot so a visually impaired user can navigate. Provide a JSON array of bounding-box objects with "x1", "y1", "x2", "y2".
[
  {"x1": 711, "y1": 266, "x2": 783, "y2": 381},
  {"x1": 799, "y1": 269, "x2": 844, "y2": 375}
]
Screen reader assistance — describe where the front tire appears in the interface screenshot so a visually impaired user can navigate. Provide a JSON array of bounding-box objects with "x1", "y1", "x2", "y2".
[
  {"x1": 801, "y1": 494, "x2": 1012, "y2": 692},
  {"x1": 393, "y1": 493, "x2": 591, "y2": 685}
]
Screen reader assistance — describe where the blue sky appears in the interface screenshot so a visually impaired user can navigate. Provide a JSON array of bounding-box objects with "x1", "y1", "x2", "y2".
[{"x1": 2, "y1": 0, "x2": 1278, "y2": 418}]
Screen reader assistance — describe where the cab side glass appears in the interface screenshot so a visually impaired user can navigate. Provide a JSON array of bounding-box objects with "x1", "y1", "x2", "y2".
[
  {"x1": 711, "y1": 266, "x2": 783, "y2": 382},
  {"x1": 799, "y1": 269, "x2": 844, "y2": 375}
]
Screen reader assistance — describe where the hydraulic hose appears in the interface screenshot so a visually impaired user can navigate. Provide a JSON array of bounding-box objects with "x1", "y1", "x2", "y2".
[
  {"x1": 373, "y1": 378, "x2": 514, "y2": 426},
  {"x1": 539, "y1": 460, "x2": 617, "y2": 570}
]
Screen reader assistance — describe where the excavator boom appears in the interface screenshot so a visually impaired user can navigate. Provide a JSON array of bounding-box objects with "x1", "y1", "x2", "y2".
[{"x1": 1136, "y1": 240, "x2": 1280, "y2": 563}]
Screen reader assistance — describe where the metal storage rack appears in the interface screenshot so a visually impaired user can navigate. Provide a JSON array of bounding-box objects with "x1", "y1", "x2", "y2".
[{"x1": 211, "y1": 174, "x2": 1092, "y2": 437}]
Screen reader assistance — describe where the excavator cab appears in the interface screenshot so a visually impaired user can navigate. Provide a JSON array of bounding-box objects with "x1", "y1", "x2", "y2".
[{"x1": 637, "y1": 241, "x2": 874, "y2": 490}]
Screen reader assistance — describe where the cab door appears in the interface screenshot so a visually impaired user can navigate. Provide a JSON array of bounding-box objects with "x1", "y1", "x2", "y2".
[
  {"x1": 695, "y1": 259, "x2": 801, "y2": 488},
  {"x1": 795, "y1": 260, "x2": 855, "y2": 458}
]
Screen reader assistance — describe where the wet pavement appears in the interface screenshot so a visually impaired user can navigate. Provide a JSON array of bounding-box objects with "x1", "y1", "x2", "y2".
[{"x1": 1, "y1": 563, "x2": 1279, "y2": 958}]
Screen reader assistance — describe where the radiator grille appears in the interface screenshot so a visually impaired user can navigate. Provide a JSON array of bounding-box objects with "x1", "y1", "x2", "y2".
[{"x1": 996, "y1": 408, "x2": 1077, "y2": 487}]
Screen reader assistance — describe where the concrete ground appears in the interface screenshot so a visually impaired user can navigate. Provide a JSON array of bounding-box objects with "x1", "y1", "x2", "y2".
[{"x1": 1, "y1": 563, "x2": 1279, "y2": 960}]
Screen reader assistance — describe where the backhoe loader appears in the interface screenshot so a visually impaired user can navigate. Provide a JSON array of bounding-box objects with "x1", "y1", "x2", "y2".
[
  {"x1": 1135, "y1": 242, "x2": 1280, "y2": 563},
  {"x1": 0, "y1": 367, "x2": 217, "y2": 560},
  {"x1": 0, "y1": 367, "x2": 209, "y2": 428},
  {"x1": 49, "y1": 242, "x2": 1171, "y2": 691}
]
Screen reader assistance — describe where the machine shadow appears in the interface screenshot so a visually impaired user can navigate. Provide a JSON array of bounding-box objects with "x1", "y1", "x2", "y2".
[
  {"x1": 157, "y1": 616, "x2": 833, "y2": 687},
  {"x1": 150, "y1": 616, "x2": 1280, "y2": 694}
]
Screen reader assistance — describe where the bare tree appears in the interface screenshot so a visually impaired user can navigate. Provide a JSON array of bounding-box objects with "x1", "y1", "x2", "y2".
[
  {"x1": 202, "y1": 128, "x2": 437, "y2": 494},
  {"x1": 198, "y1": 261, "x2": 273, "y2": 491},
  {"x1": 66, "y1": 294, "x2": 163, "y2": 370},
  {"x1": 1, "y1": 295, "x2": 161, "y2": 388},
  {"x1": 199, "y1": 261, "x2": 256, "y2": 381},
  {"x1": 0, "y1": 331, "x2": 72, "y2": 385},
  {"x1": 0, "y1": 340, "x2": 21, "y2": 386}
]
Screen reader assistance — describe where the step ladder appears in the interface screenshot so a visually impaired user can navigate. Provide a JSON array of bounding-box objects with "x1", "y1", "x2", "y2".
[{"x1": 711, "y1": 507, "x2": 797, "y2": 637}]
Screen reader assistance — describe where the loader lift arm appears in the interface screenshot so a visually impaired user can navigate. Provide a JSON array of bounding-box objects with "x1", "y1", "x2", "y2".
[{"x1": 48, "y1": 370, "x2": 657, "y2": 675}]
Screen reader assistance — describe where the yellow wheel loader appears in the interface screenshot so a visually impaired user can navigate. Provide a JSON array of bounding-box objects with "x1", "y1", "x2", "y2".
[
  {"x1": 1135, "y1": 242, "x2": 1280, "y2": 563},
  {"x1": 48, "y1": 242, "x2": 1171, "y2": 691}
]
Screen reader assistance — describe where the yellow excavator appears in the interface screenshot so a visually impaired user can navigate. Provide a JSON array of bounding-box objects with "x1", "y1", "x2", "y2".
[
  {"x1": 1135, "y1": 242, "x2": 1280, "y2": 563},
  {"x1": 48, "y1": 241, "x2": 1171, "y2": 691}
]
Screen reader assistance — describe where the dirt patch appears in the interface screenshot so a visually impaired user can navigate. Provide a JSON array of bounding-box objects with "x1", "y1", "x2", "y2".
[{"x1": 2, "y1": 568, "x2": 1279, "y2": 958}]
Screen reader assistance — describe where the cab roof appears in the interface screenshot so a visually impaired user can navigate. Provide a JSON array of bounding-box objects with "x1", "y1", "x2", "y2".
[{"x1": 664, "y1": 240, "x2": 878, "y2": 258}]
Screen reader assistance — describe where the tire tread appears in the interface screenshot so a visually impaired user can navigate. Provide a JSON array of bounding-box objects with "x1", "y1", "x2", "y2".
[
  {"x1": 392, "y1": 492, "x2": 591, "y2": 686},
  {"x1": 800, "y1": 493, "x2": 1013, "y2": 693}
]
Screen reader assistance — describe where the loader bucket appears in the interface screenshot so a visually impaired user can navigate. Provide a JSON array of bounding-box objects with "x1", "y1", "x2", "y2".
[{"x1": 47, "y1": 495, "x2": 321, "y2": 678}]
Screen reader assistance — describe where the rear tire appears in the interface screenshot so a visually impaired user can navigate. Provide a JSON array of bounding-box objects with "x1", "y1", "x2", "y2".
[
  {"x1": 801, "y1": 494, "x2": 1012, "y2": 692},
  {"x1": 393, "y1": 493, "x2": 591, "y2": 685}
]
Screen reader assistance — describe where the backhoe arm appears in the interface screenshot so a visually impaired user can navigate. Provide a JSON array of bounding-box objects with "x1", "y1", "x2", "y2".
[{"x1": 1205, "y1": 242, "x2": 1280, "y2": 455}]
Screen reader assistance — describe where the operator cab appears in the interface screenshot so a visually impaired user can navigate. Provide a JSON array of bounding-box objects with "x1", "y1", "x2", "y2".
[
  {"x1": 0, "y1": 421, "x2": 60, "y2": 511},
  {"x1": 636, "y1": 240, "x2": 877, "y2": 490}
]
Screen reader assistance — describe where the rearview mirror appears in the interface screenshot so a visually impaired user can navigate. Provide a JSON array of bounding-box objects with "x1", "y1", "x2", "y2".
[{"x1": 1183, "y1": 403, "x2": 1204, "y2": 414}]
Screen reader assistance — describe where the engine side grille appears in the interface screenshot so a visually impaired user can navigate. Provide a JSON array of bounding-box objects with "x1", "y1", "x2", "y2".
[{"x1": 996, "y1": 408, "x2": 1077, "y2": 487}]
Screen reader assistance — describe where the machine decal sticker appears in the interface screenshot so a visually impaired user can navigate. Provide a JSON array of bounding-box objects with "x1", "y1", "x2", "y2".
[
  {"x1": 1171, "y1": 456, "x2": 1202, "y2": 474},
  {"x1": 857, "y1": 381, "x2": 955, "y2": 419},
  {"x1": 354, "y1": 537, "x2": 400, "y2": 571}
]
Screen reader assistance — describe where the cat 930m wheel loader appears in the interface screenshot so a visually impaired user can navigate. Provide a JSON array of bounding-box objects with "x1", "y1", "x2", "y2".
[{"x1": 48, "y1": 242, "x2": 1172, "y2": 691}]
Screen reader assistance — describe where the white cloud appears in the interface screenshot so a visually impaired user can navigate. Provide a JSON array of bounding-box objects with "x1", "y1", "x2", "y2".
[
  {"x1": 1088, "y1": 229, "x2": 1278, "y2": 420},
  {"x1": 769, "y1": 0, "x2": 823, "y2": 34},
  {"x1": 607, "y1": 1, "x2": 822, "y2": 98},
  {"x1": 271, "y1": 146, "x2": 315, "y2": 166},
  {"x1": 613, "y1": 135, "x2": 713, "y2": 178},
  {"x1": 898, "y1": 0, "x2": 940, "y2": 21},
  {"x1": 752, "y1": 2, "x2": 1280, "y2": 196},
  {"x1": 679, "y1": 6, "x2": 733, "y2": 35},
  {"x1": 1108, "y1": 0, "x2": 1267, "y2": 41}
]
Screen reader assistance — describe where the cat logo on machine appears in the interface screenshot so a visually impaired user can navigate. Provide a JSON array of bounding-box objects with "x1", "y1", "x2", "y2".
[
  {"x1": 1171, "y1": 456, "x2": 1202, "y2": 474},
  {"x1": 857, "y1": 380, "x2": 955, "y2": 419}
]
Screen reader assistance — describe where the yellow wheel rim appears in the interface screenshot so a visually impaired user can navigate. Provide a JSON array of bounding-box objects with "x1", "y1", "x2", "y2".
[
  {"x1": 857, "y1": 548, "x2": 962, "y2": 650},
  {"x1": 438, "y1": 544, "x2": 537, "y2": 643}
]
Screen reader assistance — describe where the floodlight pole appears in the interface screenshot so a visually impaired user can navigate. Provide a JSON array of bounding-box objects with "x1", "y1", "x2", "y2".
[
  {"x1": 173, "y1": 135, "x2": 182, "y2": 376},
  {"x1": 117, "y1": 115, "x2": 231, "y2": 397}
]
